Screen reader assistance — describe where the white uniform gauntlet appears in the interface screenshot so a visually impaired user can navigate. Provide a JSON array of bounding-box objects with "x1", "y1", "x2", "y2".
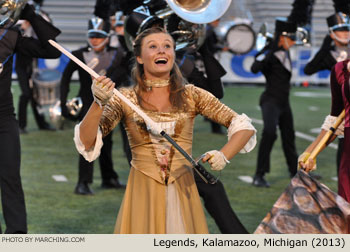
[
  {"x1": 321, "y1": 115, "x2": 344, "y2": 136},
  {"x1": 227, "y1": 113, "x2": 257, "y2": 153}
]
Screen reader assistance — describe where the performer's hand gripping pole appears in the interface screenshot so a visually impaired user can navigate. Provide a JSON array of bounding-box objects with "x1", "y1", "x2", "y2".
[
  {"x1": 49, "y1": 40, "x2": 217, "y2": 184},
  {"x1": 305, "y1": 109, "x2": 345, "y2": 168}
]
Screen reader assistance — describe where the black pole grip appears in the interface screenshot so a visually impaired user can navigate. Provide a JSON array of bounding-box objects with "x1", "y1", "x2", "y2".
[
  {"x1": 194, "y1": 163, "x2": 218, "y2": 185},
  {"x1": 160, "y1": 131, "x2": 217, "y2": 184}
]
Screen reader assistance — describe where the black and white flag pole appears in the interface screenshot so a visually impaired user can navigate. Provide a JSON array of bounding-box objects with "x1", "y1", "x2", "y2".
[{"x1": 49, "y1": 40, "x2": 217, "y2": 184}]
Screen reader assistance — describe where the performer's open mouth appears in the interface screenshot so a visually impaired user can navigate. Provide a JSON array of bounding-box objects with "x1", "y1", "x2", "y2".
[{"x1": 155, "y1": 58, "x2": 168, "y2": 65}]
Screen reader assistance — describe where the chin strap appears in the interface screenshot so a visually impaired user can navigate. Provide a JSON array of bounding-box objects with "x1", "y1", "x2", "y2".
[
  {"x1": 330, "y1": 30, "x2": 350, "y2": 46},
  {"x1": 87, "y1": 37, "x2": 109, "y2": 50}
]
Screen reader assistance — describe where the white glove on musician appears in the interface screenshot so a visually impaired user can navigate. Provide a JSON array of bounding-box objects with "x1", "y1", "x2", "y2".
[
  {"x1": 91, "y1": 76, "x2": 115, "y2": 108},
  {"x1": 202, "y1": 150, "x2": 230, "y2": 171}
]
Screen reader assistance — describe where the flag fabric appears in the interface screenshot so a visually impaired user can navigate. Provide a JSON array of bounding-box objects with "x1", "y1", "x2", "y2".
[{"x1": 255, "y1": 170, "x2": 350, "y2": 234}]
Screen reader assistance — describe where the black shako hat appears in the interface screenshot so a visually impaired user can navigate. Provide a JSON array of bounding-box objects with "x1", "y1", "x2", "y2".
[
  {"x1": 275, "y1": 17, "x2": 297, "y2": 33},
  {"x1": 87, "y1": 16, "x2": 110, "y2": 38},
  {"x1": 333, "y1": 0, "x2": 350, "y2": 15},
  {"x1": 327, "y1": 12, "x2": 350, "y2": 31},
  {"x1": 124, "y1": 10, "x2": 163, "y2": 38}
]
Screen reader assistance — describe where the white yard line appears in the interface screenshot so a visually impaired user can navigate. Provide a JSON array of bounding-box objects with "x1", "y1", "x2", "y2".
[
  {"x1": 251, "y1": 118, "x2": 338, "y2": 150},
  {"x1": 238, "y1": 117, "x2": 338, "y2": 184},
  {"x1": 52, "y1": 175, "x2": 68, "y2": 182},
  {"x1": 237, "y1": 176, "x2": 253, "y2": 184}
]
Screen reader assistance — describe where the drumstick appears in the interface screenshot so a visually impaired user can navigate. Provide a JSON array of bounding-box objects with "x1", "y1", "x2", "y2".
[{"x1": 49, "y1": 40, "x2": 218, "y2": 184}]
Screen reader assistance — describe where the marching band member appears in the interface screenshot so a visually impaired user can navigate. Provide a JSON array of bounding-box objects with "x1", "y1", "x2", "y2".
[
  {"x1": 60, "y1": 16, "x2": 127, "y2": 195},
  {"x1": 0, "y1": 2, "x2": 61, "y2": 233},
  {"x1": 251, "y1": 18, "x2": 299, "y2": 187}
]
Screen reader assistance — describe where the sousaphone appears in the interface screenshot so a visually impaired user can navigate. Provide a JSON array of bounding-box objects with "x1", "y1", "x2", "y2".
[
  {"x1": 0, "y1": 0, "x2": 28, "y2": 28},
  {"x1": 165, "y1": 0, "x2": 232, "y2": 24},
  {"x1": 124, "y1": 0, "x2": 232, "y2": 51}
]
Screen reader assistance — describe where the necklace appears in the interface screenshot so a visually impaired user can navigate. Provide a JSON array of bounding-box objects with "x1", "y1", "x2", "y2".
[{"x1": 144, "y1": 79, "x2": 170, "y2": 91}]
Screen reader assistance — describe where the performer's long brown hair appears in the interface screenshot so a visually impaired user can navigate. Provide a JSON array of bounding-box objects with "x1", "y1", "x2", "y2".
[{"x1": 131, "y1": 27, "x2": 187, "y2": 110}]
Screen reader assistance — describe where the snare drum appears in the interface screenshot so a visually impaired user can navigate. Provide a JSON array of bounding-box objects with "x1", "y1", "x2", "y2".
[{"x1": 32, "y1": 69, "x2": 62, "y2": 106}]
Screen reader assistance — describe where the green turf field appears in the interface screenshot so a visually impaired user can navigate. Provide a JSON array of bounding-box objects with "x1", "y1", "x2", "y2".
[{"x1": 1, "y1": 83, "x2": 338, "y2": 234}]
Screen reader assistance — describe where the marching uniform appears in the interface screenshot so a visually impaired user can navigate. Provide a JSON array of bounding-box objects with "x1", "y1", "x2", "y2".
[
  {"x1": 60, "y1": 45, "x2": 127, "y2": 191},
  {"x1": 329, "y1": 60, "x2": 350, "y2": 202},
  {"x1": 251, "y1": 18, "x2": 299, "y2": 187},
  {"x1": 304, "y1": 35, "x2": 347, "y2": 175},
  {"x1": 0, "y1": 5, "x2": 60, "y2": 233},
  {"x1": 304, "y1": 10, "x2": 350, "y2": 175},
  {"x1": 303, "y1": 35, "x2": 337, "y2": 75},
  {"x1": 16, "y1": 51, "x2": 53, "y2": 131},
  {"x1": 252, "y1": 46, "x2": 298, "y2": 180}
]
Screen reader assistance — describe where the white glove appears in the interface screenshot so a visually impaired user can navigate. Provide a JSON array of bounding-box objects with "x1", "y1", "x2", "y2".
[
  {"x1": 91, "y1": 77, "x2": 114, "y2": 107},
  {"x1": 202, "y1": 150, "x2": 230, "y2": 171}
]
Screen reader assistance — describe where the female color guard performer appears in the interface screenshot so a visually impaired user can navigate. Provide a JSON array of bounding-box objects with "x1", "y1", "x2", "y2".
[{"x1": 74, "y1": 27, "x2": 256, "y2": 233}]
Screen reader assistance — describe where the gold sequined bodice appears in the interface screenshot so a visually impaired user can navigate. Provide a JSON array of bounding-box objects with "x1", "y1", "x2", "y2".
[{"x1": 99, "y1": 84, "x2": 237, "y2": 184}]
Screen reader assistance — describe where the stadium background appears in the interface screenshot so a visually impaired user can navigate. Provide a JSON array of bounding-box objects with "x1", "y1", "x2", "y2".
[
  {"x1": 4, "y1": 0, "x2": 343, "y2": 234},
  {"x1": 13, "y1": 0, "x2": 336, "y2": 85}
]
